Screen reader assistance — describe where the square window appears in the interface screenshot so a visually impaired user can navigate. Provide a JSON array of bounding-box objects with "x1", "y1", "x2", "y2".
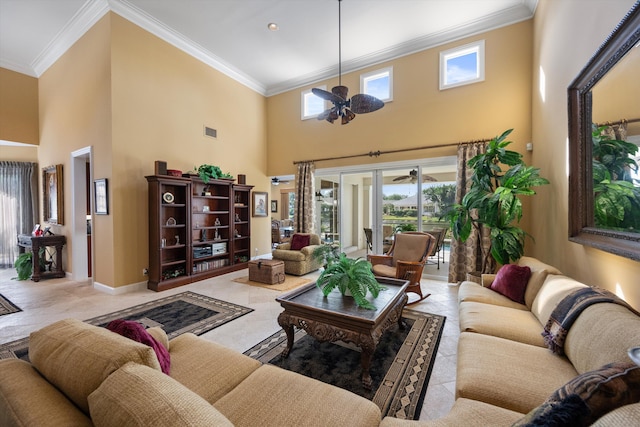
[
  {"x1": 301, "y1": 87, "x2": 326, "y2": 120},
  {"x1": 361, "y1": 66, "x2": 393, "y2": 102},
  {"x1": 440, "y1": 40, "x2": 485, "y2": 90}
]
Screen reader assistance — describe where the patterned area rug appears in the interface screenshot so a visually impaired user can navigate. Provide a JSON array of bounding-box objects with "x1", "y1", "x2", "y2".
[
  {"x1": 232, "y1": 275, "x2": 312, "y2": 292},
  {"x1": 244, "y1": 309, "x2": 445, "y2": 420},
  {"x1": 0, "y1": 293, "x2": 21, "y2": 317},
  {"x1": 0, "y1": 291, "x2": 252, "y2": 360}
]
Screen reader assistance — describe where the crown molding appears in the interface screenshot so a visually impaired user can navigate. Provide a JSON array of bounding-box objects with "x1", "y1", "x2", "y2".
[
  {"x1": 110, "y1": 0, "x2": 266, "y2": 95},
  {"x1": 266, "y1": 2, "x2": 535, "y2": 96},
  {"x1": 31, "y1": 0, "x2": 110, "y2": 77},
  {"x1": 0, "y1": 58, "x2": 36, "y2": 77}
]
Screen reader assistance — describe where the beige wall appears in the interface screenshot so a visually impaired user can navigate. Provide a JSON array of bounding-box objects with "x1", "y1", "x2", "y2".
[
  {"x1": 107, "y1": 15, "x2": 268, "y2": 287},
  {"x1": 0, "y1": 68, "x2": 39, "y2": 145},
  {"x1": 38, "y1": 14, "x2": 113, "y2": 282},
  {"x1": 531, "y1": 0, "x2": 640, "y2": 309},
  {"x1": 267, "y1": 21, "x2": 534, "y2": 177},
  {"x1": 0, "y1": 145, "x2": 38, "y2": 162}
]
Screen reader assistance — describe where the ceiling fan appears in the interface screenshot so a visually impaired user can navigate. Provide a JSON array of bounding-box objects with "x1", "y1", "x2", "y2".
[
  {"x1": 392, "y1": 170, "x2": 437, "y2": 184},
  {"x1": 271, "y1": 177, "x2": 290, "y2": 185},
  {"x1": 312, "y1": 0, "x2": 384, "y2": 125}
]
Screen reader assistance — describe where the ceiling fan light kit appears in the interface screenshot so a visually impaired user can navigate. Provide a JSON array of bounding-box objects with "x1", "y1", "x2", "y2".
[{"x1": 312, "y1": 0, "x2": 384, "y2": 125}]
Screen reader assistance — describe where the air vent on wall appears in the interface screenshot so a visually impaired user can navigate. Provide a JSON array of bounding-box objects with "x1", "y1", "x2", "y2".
[{"x1": 204, "y1": 126, "x2": 217, "y2": 139}]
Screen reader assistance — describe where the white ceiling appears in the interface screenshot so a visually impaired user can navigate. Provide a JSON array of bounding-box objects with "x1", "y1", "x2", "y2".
[{"x1": 0, "y1": 0, "x2": 537, "y2": 96}]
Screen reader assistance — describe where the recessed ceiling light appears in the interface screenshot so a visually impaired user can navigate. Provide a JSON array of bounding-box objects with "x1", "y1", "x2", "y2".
[{"x1": 267, "y1": 23, "x2": 279, "y2": 31}]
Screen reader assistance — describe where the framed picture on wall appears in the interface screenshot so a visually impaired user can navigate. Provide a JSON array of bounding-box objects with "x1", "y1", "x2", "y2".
[
  {"x1": 252, "y1": 192, "x2": 268, "y2": 217},
  {"x1": 271, "y1": 200, "x2": 277, "y2": 213},
  {"x1": 94, "y1": 178, "x2": 109, "y2": 215}
]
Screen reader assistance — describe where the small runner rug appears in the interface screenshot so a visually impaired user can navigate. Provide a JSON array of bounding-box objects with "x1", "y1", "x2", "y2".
[
  {"x1": 0, "y1": 291, "x2": 252, "y2": 361},
  {"x1": 244, "y1": 309, "x2": 445, "y2": 420},
  {"x1": 0, "y1": 293, "x2": 21, "y2": 317},
  {"x1": 232, "y1": 275, "x2": 312, "y2": 292}
]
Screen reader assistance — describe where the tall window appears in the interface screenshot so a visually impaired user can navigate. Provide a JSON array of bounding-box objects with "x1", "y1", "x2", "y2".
[
  {"x1": 439, "y1": 40, "x2": 485, "y2": 90},
  {"x1": 360, "y1": 66, "x2": 393, "y2": 102},
  {"x1": 301, "y1": 86, "x2": 326, "y2": 120}
]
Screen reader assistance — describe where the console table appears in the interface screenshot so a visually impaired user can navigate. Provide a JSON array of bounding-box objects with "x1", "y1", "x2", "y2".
[{"x1": 17, "y1": 234, "x2": 66, "y2": 282}]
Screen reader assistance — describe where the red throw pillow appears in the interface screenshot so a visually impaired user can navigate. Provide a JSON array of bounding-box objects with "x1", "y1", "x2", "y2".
[
  {"x1": 290, "y1": 234, "x2": 310, "y2": 250},
  {"x1": 107, "y1": 319, "x2": 171, "y2": 375},
  {"x1": 489, "y1": 264, "x2": 532, "y2": 304}
]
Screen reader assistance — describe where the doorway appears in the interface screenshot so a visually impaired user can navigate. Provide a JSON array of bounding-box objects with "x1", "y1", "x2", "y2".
[{"x1": 70, "y1": 147, "x2": 93, "y2": 283}]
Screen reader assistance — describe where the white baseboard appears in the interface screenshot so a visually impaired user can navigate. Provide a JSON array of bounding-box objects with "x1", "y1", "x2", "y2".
[{"x1": 93, "y1": 280, "x2": 147, "y2": 295}]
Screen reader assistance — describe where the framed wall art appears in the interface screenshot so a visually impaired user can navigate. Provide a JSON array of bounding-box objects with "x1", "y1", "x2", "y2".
[
  {"x1": 252, "y1": 191, "x2": 268, "y2": 217},
  {"x1": 43, "y1": 164, "x2": 64, "y2": 225},
  {"x1": 271, "y1": 200, "x2": 277, "y2": 213},
  {"x1": 94, "y1": 178, "x2": 109, "y2": 215}
]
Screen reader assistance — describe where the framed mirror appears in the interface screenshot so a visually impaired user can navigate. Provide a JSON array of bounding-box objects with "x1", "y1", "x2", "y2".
[
  {"x1": 43, "y1": 164, "x2": 64, "y2": 225},
  {"x1": 568, "y1": 3, "x2": 640, "y2": 261}
]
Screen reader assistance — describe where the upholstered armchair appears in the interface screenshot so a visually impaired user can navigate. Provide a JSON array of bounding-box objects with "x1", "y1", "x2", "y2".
[
  {"x1": 367, "y1": 232, "x2": 436, "y2": 304},
  {"x1": 272, "y1": 233, "x2": 323, "y2": 276}
]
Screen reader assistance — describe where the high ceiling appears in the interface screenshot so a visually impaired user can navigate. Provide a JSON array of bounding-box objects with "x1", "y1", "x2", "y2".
[{"x1": 0, "y1": 0, "x2": 537, "y2": 96}]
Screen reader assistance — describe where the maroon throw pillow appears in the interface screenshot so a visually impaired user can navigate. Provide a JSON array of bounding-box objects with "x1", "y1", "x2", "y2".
[
  {"x1": 489, "y1": 264, "x2": 532, "y2": 304},
  {"x1": 290, "y1": 234, "x2": 310, "y2": 250},
  {"x1": 107, "y1": 319, "x2": 171, "y2": 375}
]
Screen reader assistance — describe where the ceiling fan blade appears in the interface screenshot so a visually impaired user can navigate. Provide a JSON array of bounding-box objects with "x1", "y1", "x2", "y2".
[
  {"x1": 317, "y1": 109, "x2": 333, "y2": 121},
  {"x1": 422, "y1": 175, "x2": 437, "y2": 182},
  {"x1": 349, "y1": 94, "x2": 385, "y2": 114},
  {"x1": 331, "y1": 85, "x2": 349, "y2": 100},
  {"x1": 312, "y1": 88, "x2": 344, "y2": 104},
  {"x1": 393, "y1": 176, "x2": 410, "y2": 182}
]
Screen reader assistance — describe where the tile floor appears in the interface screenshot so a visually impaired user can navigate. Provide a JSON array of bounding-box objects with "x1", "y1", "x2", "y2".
[{"x1": 0, "y1": 266, "x2": 460, "y2": 421}]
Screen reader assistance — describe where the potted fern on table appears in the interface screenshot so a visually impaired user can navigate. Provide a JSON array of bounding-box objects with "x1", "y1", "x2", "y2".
[{"x1": 316, "y1": 253, "x2": 385, "y2": 310}]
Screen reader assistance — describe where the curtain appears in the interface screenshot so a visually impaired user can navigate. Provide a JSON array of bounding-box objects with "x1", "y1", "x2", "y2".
[
  {"x1": 448, "y1": 143, "x2": 493, "y2": 283},
  {"x1": 294, "y1": 162, "x2": 315, "y2": 233},
  {"x1": 0, "y1": 162, "x2": 39, "y2": 268}
]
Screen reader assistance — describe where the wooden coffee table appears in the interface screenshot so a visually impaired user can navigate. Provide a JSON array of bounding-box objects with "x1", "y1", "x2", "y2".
[{"x1": 276, "y1": 277, "x2": 408, "y2": 389}]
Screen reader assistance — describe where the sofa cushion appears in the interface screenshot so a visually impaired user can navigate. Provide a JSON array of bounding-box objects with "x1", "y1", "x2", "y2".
[
  {"x1": 290, "y1": 233, "x2": 310, "y2": 250},
  {"x1": 458, "y1": 301, "x2": 545, "y2": 347},
  {"x1": 530, "y1": 275, "x2": 587, "y2": 326},
  {"x1": 214, "y1": 364, "x2": 381, "y2": 427},
  {"x1": 458, "y1": 281, "x2": 528, "y2": 310},
  {"x1": 88, "y1": 362, "x2": 233, "y2": 427},
  {"x1": 380, "y1": 398, "x2": 523, "y2": 427},
  {"x1": 0, "y1": 359, "x2": 93, "y2": 427},
  {"x1": 147, "y1": 326, "x2": 170, "y2": 350},
  {"x1": 512, "y1": 362, "x2": 640, "y2": 427},
  {"x1": 515, "y1": 256, "x2": 562, "y2": 308},
  {"x1": 489, "y1": 264, "x2": 531, "y2": 304},
  {"x1": 456, "y1": 332, "x2": 578, "y2": 414},
  {"x1": 107, "y1": 319, "x2": 171, "y2": 374},
  {"x1": 592, "y1": 403, "x2": 640, "y2": 426},
  {"x1": 29, "y1": 318, "x2": 162, "y2": 414},
  {"x1": 564, "y1": 303, "x2": 640, "y2": 374},
  {"x1": 168, "y1": 333, "x2": 261, "y2": 404}
]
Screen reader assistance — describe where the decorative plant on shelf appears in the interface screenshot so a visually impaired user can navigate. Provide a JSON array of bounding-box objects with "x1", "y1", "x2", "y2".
[
  {"x1": 195, "y1": 164, "x2": 234, "y2": 184},
  {"x1": 444, "y1": 129, "x2": 549, "y2": 274},
  {"x1": 591, "y1": 124, "x2": 640, "y2": 232},
  {"x1": 316, "y1": 254, "x2": 385, "y2": 310}
]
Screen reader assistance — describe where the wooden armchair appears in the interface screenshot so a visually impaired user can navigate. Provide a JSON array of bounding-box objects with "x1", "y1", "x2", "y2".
[{"x1": 367, "y1": 232, "x2": 436, "y2": 304}]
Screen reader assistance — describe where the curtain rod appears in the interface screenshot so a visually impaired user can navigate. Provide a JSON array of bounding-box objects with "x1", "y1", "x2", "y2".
[
  {"x1": 595, "y1": 117, "x2": 640, "y2": 126},
  {"x1": 293, "y1": 138, "x2": 491, "y2": 165}
]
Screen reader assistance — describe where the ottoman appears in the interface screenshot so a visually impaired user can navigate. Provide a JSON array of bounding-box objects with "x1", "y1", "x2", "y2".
[{"x1": 248, "y1": 260, "x2": 285, "y2": 285}]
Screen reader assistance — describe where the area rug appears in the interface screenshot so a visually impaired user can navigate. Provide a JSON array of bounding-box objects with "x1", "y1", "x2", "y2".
[
  {"x1": 0, "y1": 291, "x2": 252, "y2": 361},
  {"x1": 232, "y1": 275, "x2": 312, "y2": 292},
  {"x1": 0, "y1": 293, "x2": 21, "y2": 317},
  {"x1": 244, "y1": 309, "x2": 445, "y2": 419}
]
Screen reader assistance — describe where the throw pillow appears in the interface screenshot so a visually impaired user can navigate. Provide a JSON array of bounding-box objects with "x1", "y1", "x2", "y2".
[
  {"x1": 512, "y1": 362, "x2": 640, "y2": 426},
  {"x1": 107, "y1": 319, "x2": 171, "y2": 375},
  {"x1": 290, "y1": 234, "x2": 310, "y2": 250},
  {"x1": 490, "y1": 264, "x2": 531, "y2": 304}
]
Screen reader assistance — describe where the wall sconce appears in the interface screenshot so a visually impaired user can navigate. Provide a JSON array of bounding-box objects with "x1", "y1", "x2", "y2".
[{"x1": 315, "y1": 191, "x2": 323, "y2": 202}]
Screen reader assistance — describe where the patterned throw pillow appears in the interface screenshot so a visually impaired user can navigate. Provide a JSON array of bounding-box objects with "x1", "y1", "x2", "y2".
[
  {"x1": 290, "y1": 234, "x2": 310, "y2": 250},
  {"x1": 490, "y1": 264, "x2": 531, "y2": 304},
  {"x1": 512, "y1": 362, "x2": 640, "y2": 426}
]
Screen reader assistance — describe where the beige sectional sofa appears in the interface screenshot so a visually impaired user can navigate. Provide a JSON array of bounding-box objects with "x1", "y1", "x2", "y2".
[
  {"x1": 387, "y1": 256, "x2": 640, "y2": 426},
  {"x1": 0, "y1": 318, "x2": 382, "y2": 426}
]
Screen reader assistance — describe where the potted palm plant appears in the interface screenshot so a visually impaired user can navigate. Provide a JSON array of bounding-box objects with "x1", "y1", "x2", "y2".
[
  {"x1": 316, "y1": 253, "x2": 385, "y2": 310},
  {"x1": 444, "y1": 129, "x2": 549, "y2": 274}
]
